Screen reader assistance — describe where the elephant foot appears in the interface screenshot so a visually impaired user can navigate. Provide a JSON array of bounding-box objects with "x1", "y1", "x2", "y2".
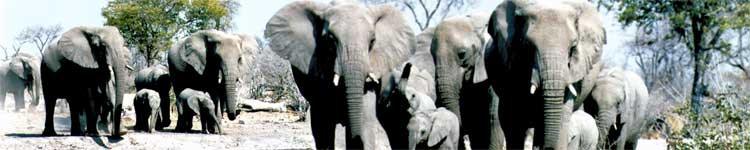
[
  {"x1": 42, "y1": 129, "x2": 58, "y2": 136},
  {"x1": 86, "y1": 131, "x2": 101, "y2": 137},
  {"x1": 71, "y1": 130, "x2": 85, "y2": 136}
]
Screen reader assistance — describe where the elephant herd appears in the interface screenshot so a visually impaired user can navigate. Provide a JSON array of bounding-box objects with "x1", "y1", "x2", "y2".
[{"x1": 0, "y1": 0, "x2": 655, "y2": 149}]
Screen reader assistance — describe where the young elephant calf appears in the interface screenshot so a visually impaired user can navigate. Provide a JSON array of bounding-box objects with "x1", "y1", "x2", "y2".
[
  {"x1": 176, "y1": 88, "x2": 222, "y2": 134},
  {"x1": 568, "y1": 110, "x2": 599, "y2": 150},
  {"x1": 407, "y1": 107, "x2": 460, "y2": 150},
  {"x1": 134, "y1": 89, "x2": 161, "y2": 132}
]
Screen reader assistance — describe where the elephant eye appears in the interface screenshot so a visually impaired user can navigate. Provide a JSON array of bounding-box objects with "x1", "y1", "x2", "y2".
[
  {"x1": 368, "y1": 38, "x2": 376, "y2": 51},
  {"x1": 457, "y1": 49, "x2": 467, "y2": 59}
]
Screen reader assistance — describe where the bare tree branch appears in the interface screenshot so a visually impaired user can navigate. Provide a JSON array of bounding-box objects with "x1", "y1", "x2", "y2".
[
  {"x1": 17, "y1": 24, "x2": 63, "y2": 54},
  {"x1": 362, "y1": 0, "x2": 478, "y2": 31}
]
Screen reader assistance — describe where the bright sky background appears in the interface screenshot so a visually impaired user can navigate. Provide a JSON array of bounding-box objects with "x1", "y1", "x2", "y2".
[{"x1": 1, "y1": 0, "x2": 635, "y2": 68}]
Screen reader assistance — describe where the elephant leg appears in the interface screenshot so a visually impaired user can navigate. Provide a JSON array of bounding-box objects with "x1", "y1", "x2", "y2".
[
  {"x1": 310, "y1": 106, "x2": 336, "y2": 149},
  {"x1": 84, "y1": 89, "x2": 101, "y2": 136},
  {"x1": 69, "y1": 99, "x2": 85, "y2": 136},
  {"x1": 200, "y1": 114, "x2": 208, "y2": 134},
  {"x1": 175, "y1": 113, "x2": 187, "y2": 132},
  {"x1": 42, "y1": 96, "x2": 58, "y2": 136},
  {"x1": 0, "y1": 93, "x2": 5, "y2": 111},
  {"x1": 148, "y1": 108, "x2": 159, "y2": 132},
  {"x1": 158, "y1": 91, "x2": 171, "y2": 129},
  {"x1": 13, "y1": 91, "x2": 24, "y2": 111}
]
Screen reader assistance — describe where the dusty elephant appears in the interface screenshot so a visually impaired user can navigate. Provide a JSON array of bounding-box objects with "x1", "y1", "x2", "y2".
[
  {"x1": 175, "y1": 88, "x2": 222, "y2": 134},
  {"x1": 168, "y1": 30, "x2": 248, "y2": 126},
  {"x1": 265, "y1": 1, "x2": 414, "y2": 149},
  {"x1": 134, "y1": 89, "x2": 160, "y2": 132},
  {"x1": 42, "y1": 26, "x2": 132, "y2": 136},
  {"x1": 485, "y1": 0, "x2": 606, "y2": 149},
  {"x1": 584, "y1": 68, "x2": 650, "y2": 149},
  {"x1": 0, "y1": 53, "x2": 42, "y2": 111},
  {"x1": 134, "y1": 65, "x2": 171, "y2": 129},
  {"x1": 429, "y1": 12, "x2": 506, "y2": 149},
  {"x1": 567, "y1": 110, "x2": 598, "y2": 150}
]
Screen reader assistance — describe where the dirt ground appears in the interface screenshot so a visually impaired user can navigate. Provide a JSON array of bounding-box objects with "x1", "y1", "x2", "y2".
[{"x1": 0, "y1": 109, "x2": 317, "y2": 150}]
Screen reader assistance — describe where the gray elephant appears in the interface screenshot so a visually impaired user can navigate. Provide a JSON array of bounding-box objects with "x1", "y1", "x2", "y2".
[
  {"x1": 168, "y1": 30, "x2": 247, "y2": 127},
  {"x1": 42, "y1": 26, "x2": 131, "y2": 136},
  {"x1": 407, "y1": 107, "x2": 460, "y2": 150},
  {"x1": 428, "y1": 12, "x2": 506, "y2": 149},
  {"x1": 0, "y1": 53, "x2": 42, "y2": 111},
  {"x1": 265, "y1": 1, "x2": 414, "y2": 149},
  {"x1": 567, "y1": 110, "x2": 598, "y2": 150},
  {"x1": 482, "y1": 0, "x2": 606, "y2": 148},
  {"x1": 175, "y1": 88, "x2": 222, "y2": 134},
  {"x1": 134, "y1": 89, "x2": 160, "y2": 132},
  {"x1": 134, "y1": 65, "x2": 171, "y2": 129},
  {"x1": 584, "y1": 68, "x2": 650, "y2": 150}
]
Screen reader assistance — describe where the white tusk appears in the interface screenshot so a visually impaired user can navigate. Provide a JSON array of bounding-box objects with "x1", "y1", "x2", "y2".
[
  {"x1": 333, "y1": 74, "x2": 340, "y2": 86},
  {"x1": 125, "y1": 65, "x2": 134, "y2": 71},
  {"x1": 530, "y1": 85, "x2": 537, "y2": 94},
  {"x1": 367, "y1": 73, "x2": 379, "y2": 84},
  {"x1": 568, "y1": 84, "x2": 578, "y2": 97},
  {"x1": 237, "y1": 78, "x2": 244, "y2": 83}
]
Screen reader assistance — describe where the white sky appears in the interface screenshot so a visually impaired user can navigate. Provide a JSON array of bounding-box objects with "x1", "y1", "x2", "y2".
[{"x1": 1, "y1": 0, "x2": 635, "y2": 68}]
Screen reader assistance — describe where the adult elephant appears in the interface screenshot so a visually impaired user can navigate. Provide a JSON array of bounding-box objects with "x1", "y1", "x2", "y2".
[
  {"x1": 584, "y1": 68, "x2": 650, "y2": 150},
  {"x1": 486, "y1": 0, "x2": 606, "y2": 149},
  {"x1": 265, "y1": 1, "x2": 414, "y2": 149},
  {"x1": 429, "y1": 12, "x2": 506, "y2": 149},
  {"x1": 42, "y1": 26, "x2": 131, "y2": 136},
  {"x1": 134, "y1": 65, "x2": 171, "y2": 129},
  {"x1": 168, "y1": 30, "x2": 245, "y2": 124},
  {"x1": 0, "y1": 53, "x2": 42, "y2": 111}
]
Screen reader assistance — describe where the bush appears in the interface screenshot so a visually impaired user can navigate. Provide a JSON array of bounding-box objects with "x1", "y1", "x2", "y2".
[{"x1": 237, "y1": 38, "x2": 307, "y2": 112}]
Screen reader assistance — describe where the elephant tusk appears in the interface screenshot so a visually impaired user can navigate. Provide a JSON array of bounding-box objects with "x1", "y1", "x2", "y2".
[
  {"x1": 125, "y1": 65, "x2": 134, "y2": 71},
  {"x1": 568, "y1": 84, "x2": 578, "y2": 97},
  {"x1": 367, "y1": 73, "x2": 379, "y2": 84},
  {"x1": 333, "y1": 73, "x2": 340, "y2": 86},
  {"x1": 530, "y1": 84, "x2": 537, "y2": 94}
]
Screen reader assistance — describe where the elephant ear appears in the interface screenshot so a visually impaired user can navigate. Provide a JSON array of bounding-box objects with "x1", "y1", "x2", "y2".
[
  {"x1": 56, "y1": 26, "x2": 100, "y2": 69},
  {"x1": 9, "y1": 57, "x2": 27, "y2": 80},
  {"x1": 427, "y1": 109, "x2": 450, "y2": 146},
  {"x1": 264, "y1": 1, "x2": 330, "y2": 75},
  {"x1": 367, "y1": 4, "x2": 415, "y2": 77},
  {"x1": 488, "y1": 1, "x2": 520, "y2": 73},
  {"x1": 186, "y1": 96, "x2": 202, "y2": 115},
  {"x1": 467, "y1": 13, "x2": 492, "y2": 84},
  {"x1": 180, "y1": 30, "x2": 223, "y2": 75},
  {"x1": 566, "y1": 0, "x2": 605, "y2": 84}
]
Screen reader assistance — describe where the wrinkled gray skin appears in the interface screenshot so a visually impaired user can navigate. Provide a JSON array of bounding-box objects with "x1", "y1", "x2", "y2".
[
  {"x1": 429, "y1": 12, "x2": 506, "y2": 149},
  {"x1": 134, "y1": 89, "x2": 160, "y2": 132},
  {"x1": 377, "y1": 62, "x2": 435, "y2": 148},
  {"x1": 175, "y1": 88, "x2": 222, "y2": 134},
  {"x1": 134, "y1": 65, "x2": 171, "y2": 130},
  {"x1": 567, "y1": 110, "x2": 598, "y2": 150},
  {"x1": 265, "y1": 1, "x2": 414, "y2": 149},
  {"x1": 42, "y1": 26, "x2": 131, "y2": 136},
  {"x1": 169, "y1": 30, "x2": 244, "y2": 125},
  {"x1": 486, "y1": 0, "x2": 606, "y2": 148},
  {"x1": 584, "y1": 68, "x2": 650, "y2": 150},
  {"x1": 0, "y1": 53, "x2": 42, "y2": 111},
  {"x1": 407, "y1": 107, "x2": 460, "y2": 150}
]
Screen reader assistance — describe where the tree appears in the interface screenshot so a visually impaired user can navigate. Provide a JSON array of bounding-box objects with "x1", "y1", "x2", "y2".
[
  {"x1": 16, "y1": 24, "x2": 63, "y2": 55},
  {"x1": 102, "y1": 0, "x2": 238, "y2": 67},
  {"x1": 0, "y1": 40, "x2": 27, "y2": 60},
  {"x1": 598, "y1": 0, "x2": 750, "y2": 130},
  {"x1": 362, "y1": 0, "x2": 478, "y2": 31}
]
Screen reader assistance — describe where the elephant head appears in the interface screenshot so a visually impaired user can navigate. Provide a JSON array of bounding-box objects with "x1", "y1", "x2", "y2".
[
  {"x1": 170, "y1": 30, "x2": 243, "y2": 120},
  {"x1": 567, "y1": 110, "x2": 599, "y2": 150},
  {"x1": 8, "y1": 53, "x2": 42, "y2": 108},
  {"x1": 45, "y1": 26, "x2": 131, "y2": 136},
  {"x1": 488, "y1": 0, "x2": 606, "y2": 148},
  {"x1": 265, "y1": 0, "x2": 414, "y2": 140},
  {"x1": 135, "y1": 89, "x2": 160, "y2": 132},
  {"x1": 430, "y1": 12, "x2": 492, "y2": 126},
  {"x1": 407, "y1": 107, "x2": 460, "y2": 150}
]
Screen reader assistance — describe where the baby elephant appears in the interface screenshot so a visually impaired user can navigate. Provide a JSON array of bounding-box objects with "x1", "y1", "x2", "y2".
[
  {"x1": 134, "y1": 89, "x2": 161, "y2": 132},
  {"x1": 176, "y1": 88, "x2": 222, "y2": 134},
  {"x1": 568, "y1": 110, "x2": 599, "y2": 150},
  {"x1": 407, "y1": 107, "x2": 460, "y2": 150}
]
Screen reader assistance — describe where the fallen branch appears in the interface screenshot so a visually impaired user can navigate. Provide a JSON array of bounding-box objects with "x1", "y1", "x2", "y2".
[{"x1": 239, "y1": 99, "x2": 288, "y2": 112}]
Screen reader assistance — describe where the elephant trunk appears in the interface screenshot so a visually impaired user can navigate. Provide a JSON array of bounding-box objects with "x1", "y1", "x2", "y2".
[
  {"x1": 408, "y1": 133, "x2": 419, "y2": 150},
  {"x1": 342, "y1": 45, "x2": 367, "y2": 138},
  {"x1": 435, "y1": 66, "x2": 461, "y2": 127},
  {"x1": 111, "y1": 48, "x2": 128, "y2": 136},
  {"x1": 30, "y1": 66, "x2": 43, "y2": 108},
  {"x1": 596, "y1": 107, "x2": 616, "y2": 148},
  {"x1": 222, "y1": 69, "x2": 239, "y2": 120},
  {"x1": 539, "y1": 49, "x2": 567, "y2": 149}
]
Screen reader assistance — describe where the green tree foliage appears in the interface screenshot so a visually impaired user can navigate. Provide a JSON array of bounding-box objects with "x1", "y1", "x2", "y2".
[
  {"x1": 598, "y1": 0, "x2": 750, "y2": 129},
  {"x1": 102, "y1": 0, "x2": 238, "y2": 66}
]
